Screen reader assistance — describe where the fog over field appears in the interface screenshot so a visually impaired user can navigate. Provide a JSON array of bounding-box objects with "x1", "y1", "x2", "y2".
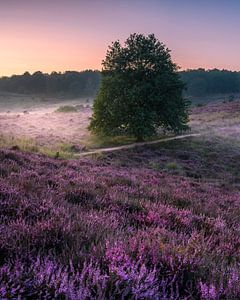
[
  {"x1": 0, "y1": 93, "x2": 92, "y2": 148},
  {"x1": 1, "y1": 92, "x2": 240, "y2": 150}
]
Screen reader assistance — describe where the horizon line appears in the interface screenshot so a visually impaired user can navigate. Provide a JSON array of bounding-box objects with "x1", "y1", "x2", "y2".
[{"x1": 1, "y1": 67, "x2": 240, "y2": 78}]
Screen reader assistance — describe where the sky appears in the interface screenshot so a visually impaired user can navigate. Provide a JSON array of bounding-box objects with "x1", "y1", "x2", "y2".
[{"x1": 0, "y1": 0, "x2": 240, "y2": 76}]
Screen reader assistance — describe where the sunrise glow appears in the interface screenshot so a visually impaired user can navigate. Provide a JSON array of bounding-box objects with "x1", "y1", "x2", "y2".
[{"x1": 1, "y1": 0, "x2": 240, "y2": 76}]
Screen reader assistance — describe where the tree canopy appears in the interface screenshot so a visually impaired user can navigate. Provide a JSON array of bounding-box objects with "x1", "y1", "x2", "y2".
[{"x1": 89, "y1": 33, "x2": 189, "y2": 141}]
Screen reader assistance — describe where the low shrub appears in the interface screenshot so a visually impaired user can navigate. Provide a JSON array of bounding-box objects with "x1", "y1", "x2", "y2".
[{"x1": 55, "y1": 105, "x2": 78, "y2": 113}]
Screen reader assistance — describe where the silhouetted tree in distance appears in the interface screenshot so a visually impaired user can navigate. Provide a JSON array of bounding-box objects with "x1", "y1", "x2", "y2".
[
  {"x1": 0, "y1": 68, "x2": 239, "y2": 99},
  {"x1": 89, "y1": 33, "x2": 189, "y2": 141}
]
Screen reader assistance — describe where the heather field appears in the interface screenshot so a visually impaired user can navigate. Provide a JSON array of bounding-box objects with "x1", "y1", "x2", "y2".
[{"x1": 0, "y1": 100, "x2": 240, "y2": 299}]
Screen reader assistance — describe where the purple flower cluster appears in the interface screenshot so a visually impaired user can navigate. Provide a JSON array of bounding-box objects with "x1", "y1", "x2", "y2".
[{"x1": 0, "y1": 148, "x2": 240, "y2": 299}]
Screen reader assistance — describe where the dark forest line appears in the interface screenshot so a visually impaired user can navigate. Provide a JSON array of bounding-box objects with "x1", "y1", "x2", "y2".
[
  {"x1": 0, "y1": 70, "x2": 101, "y2": 98},
  {"x1": 0, "y1": 68, "x2": 240, "y2": 98},
  {"x1": 181, "y1": 68, "x2": 240, "y2": 97}
]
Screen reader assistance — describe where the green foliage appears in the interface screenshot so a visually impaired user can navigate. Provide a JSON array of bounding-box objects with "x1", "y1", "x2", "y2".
[
  {"x1": 149, "y1": 160, "x2": 161, "y2": 170},
  {"x1": 0, "y1": 70, "x2": 100, "y2": 97},
  {"x1": 55, "y1": 105, "x2": 78, "y2": 113},
  {"x1": 181, "y1": 69, "x2": 240, "y2": 97},
  {"x1": 1, "y1": 67, "x2": 240, "y2": 100},
  {"x1": 90, "y1": 33, "x2": 189, "y2": 141},
  {"x1": 166, "y1": 161, "x2": 178, "y2": 170}
]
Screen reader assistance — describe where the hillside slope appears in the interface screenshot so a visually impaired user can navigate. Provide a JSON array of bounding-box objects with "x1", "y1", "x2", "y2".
[{"x1": 1, "y1": 128, "x2": 240, "y2": 298}]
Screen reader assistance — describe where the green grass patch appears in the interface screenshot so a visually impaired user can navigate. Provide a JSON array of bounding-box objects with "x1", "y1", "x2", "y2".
[
  {"x1": 55, "y1": 105, "x2": 78, "y2": 113},
  {"x1": 0, "y1": 135, "x2": 76, "y2": 159},
  {"x1": 0, "y1": 135, "x2": 39, "y2": 152},
  {"x1": 166, "y1": 162, "x2": 178, "y2": 170},
  {"x1": 149, "y1": 161, "x2": 161, "y2": 171},
  {"x1": 84, "y1": 133, "x2": 172, "y2": 149},
  {"x1": 40, "y1": 148, "x2": 75, "y2": 159},
  {"x1": 85, "y1": 135, "x2": 136, "y2": 148}
]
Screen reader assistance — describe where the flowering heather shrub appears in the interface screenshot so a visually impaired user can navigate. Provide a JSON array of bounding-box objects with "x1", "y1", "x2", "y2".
[{"x1": 0, "y1": 147, "x2": 240, "y2": 299}]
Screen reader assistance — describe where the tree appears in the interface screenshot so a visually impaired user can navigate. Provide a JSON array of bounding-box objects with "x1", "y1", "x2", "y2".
[
  {"x1": 0, "y1": 70, "x2": 101, "y2": 97},
  {"x1": 89, "y1": 33, "x2": 190, "y2": 141}
]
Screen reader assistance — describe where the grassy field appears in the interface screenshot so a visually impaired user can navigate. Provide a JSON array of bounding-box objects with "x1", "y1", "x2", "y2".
[
  {"x1": 0, "y1": 97, "x2": 240, "y2": 298},
  {"x1": 0, "y1": 93, "x2": 172, "y2": 157},
  {"x1": 0, "y1": 93, "x2": 93, "y2": 157},
  {"x1": 1, "y1": 94, "x2": 240, "y2": 155}
]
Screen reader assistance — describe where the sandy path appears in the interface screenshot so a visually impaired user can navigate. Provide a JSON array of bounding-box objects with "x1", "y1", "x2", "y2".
[
  {"x1": 76, "y1": 133, "x2": 201, "y2": 157},
  {"x1": 2, "y1": 95, "x2": 239, "y2": 151}
]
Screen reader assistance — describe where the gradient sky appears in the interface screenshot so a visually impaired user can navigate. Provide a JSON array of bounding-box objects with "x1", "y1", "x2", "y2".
[{"x1": 1, "y1": 0, "x2": 240, "y2": 76}]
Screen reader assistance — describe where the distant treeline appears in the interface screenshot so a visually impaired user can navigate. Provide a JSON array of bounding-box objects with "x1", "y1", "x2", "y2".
[
  {"x1": 0, "y1": 70, "x2": 101, "y2": 97},
  {"x1": 181, "y1": 69, "x2": 240, "y2": 97},
  {"x1": 0, "y1": 68, "x2": 239, "y2": 98}
]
